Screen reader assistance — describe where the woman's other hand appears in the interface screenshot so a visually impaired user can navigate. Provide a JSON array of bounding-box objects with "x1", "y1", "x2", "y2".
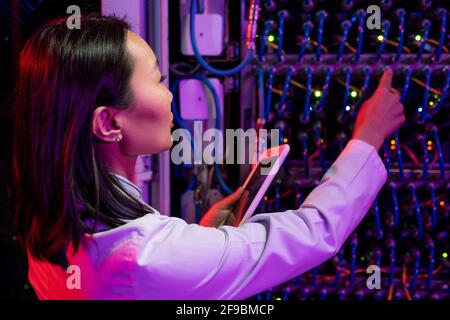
[{"x1": 199, "y1": 187, "x2": 250, "y2": 228}]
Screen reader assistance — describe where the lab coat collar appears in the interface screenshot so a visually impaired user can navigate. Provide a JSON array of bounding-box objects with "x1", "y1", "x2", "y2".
[{"x1": 111, "y1": 173, "x2": 142, "y2": 200}]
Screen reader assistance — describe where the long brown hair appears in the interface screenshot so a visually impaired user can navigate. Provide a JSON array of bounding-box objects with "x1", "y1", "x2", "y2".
[{"x1": 12, "y1": 15, "x2": 153, "y2": 269}]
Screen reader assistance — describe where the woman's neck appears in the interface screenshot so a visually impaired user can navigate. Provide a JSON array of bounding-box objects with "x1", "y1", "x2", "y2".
[
  {"x1": 99, "y1": 143, "x2": 138, "y2": 183},
  {"x1": 110, "y1": 161, "x2": 137, "y2": 183}
]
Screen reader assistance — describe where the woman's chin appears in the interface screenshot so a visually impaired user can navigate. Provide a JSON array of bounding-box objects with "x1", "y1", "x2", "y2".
[{"x1": 165, "y1": 137, "x2": 174, "y2": 150}]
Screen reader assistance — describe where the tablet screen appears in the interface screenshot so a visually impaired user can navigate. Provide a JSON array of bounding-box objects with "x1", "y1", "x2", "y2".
[{"x1": 238, "y1": 155, "x2": 280, "y2": 223}]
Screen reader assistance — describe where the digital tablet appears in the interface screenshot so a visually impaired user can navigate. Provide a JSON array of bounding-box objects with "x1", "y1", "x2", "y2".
[{"x1": 238, "y1": 144, "x2": 290, "y2": 226}]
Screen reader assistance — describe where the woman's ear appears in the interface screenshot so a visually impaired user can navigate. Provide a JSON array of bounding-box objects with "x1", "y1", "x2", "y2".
[{"x1": 92, "y1": 106, "x2": 123, "y2": 143}]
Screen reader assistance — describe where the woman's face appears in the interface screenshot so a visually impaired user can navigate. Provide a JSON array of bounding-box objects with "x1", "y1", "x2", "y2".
[{"x1": 111, "y1": 31, "x2": 174, "y2": 156}]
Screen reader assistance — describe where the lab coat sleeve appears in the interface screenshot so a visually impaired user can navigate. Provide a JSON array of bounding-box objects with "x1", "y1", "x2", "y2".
[{"x1": 129, "y1": 139, "x2": 387, "y2": 299}]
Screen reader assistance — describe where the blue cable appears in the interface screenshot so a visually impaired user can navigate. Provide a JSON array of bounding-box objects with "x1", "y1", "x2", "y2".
[
  {"x1": 418, "y1": 135, "x2": 430, "y2": 180},
  {"x1": 387, "y1": 239, "x2": 396, "y2": 288},
  {"x1": 257, "y1": 67, "x2": 266, "y2": 120},
  {"x1": 349, "y1": 236, "x2": 358, "y2": 288},
  {"x1": 265, "y1": 67, "x2": 275, "y2": 119},
  {"x1": 420, "y1": 67, "x2": 431, "y2": 123},
  {"x1": 198, "y1": 75, "x2": 234, "y2": 195},
  {"x1": 186, "y1": 173, "x2": 197, "y2": 191},
  {"x1": 353, "y1": 66, "x2": 371, "y2": 111},
  {"x1": 393, "y1": 132, "x2": 404, "y2": 180},
  {"x1": 334, "y1": 249, "x2": 344, "y2": 286},
  {"x1": 314, "y1": 67, "x2": 332, "y2": 113},
  {"x1": 316, "y1": 11, "x2": 326, "y2": 62},
  {"x1": 338, "y1": 289, "x2": 347, "y2": 301},
  {"x1": 389, "y1": 183, "x2": 400, "y2": 229},
  {"x1": 392, "y1": 67, "x2": 411, "y2": 180},
  {"x1": 195, "y1": 201, "x2": 202, "y2": 223},
  {"x1": 336, "y1": 20, "x2": 352, "y2": 62},
  {"x1": 171, "y1": 79, "x2": 197, "y2": 191},
  {"x1": 426, "y1": 238, "x2": 435, "y2": 290},
  {"x1": 275, "y1": 180, "x2": 281, "y2": 211},
  {"x1": 428, "y1": 185, "x2": 438, "y2": 230},
  {"x1": 433, "y1": 68, "x2": 450, "y2": 112},
  {"x1": 320, "y1": 288, "x2": 328, "y2": 300},
  {"x1": 409, "y1": 184, "x2": 424, "y2": 239},
  {"x1": 409, "y1": 250, "x2": 421, "y2": 292},
  {"x1": 374, "y1": 198, "x2": 383, "y2": 239},
  {"x1": 277, "y1": 126, "x2": 284, "y2": 145},
  {"x1": 430, "y1": 126, "x2": 446, "y2": 180},
  {"x1": 354, "y1": 10, "x2": 365, "y2": 62},
  {"x1": 278, "y1": 67, "x2": 294, "y2": 116},
  {"x1": 258, "y1": 20, "x2": 274, "y2": 62},
  {"x1": 197, "y1": 0, "x2": 205, "y2": 13},
  {"x1": 401, "y1": 67, "x2": 411, "y2": 102},
  {"x1": 189, "y1": 0, "x2": 258, "y2": 76},
  {"x1": 277, "y1": 11, "x2": 288, "y2": 63},
  {"x1": 338, "y1": 67, "x2": 352, "y2": 123},
  {"x1": 355, "y1": 290, "x2": 365, "y2": 301},
  {"x1": 297, "y1": 21, "x2": 313, "y2": 62},
  {"x1": 301, "y1": 67, "x2": 313, "y2": 123},
  {"x1": 383, "y1": 142, "x2": 391, "y2": 175},
  {"x1": 434, "y1": 8, "x2": 447, "y2": 62},
  {"x1": 264, "y1": 0, "x2": 276, "y2": 11},
  {"x1": 314, "y1": 123, "x2": 327, "y2": 174},
  {"x1": 171, "y1": 76, "x2": 233, "y2": 195},
  {"x1": 301, "y1": 287, "x2": 310, "y2": 300},
  {"x1": 311, "y1": 268, "x2": 318, "y2": 287},
  {"x1": 415, "y1": 19, "x2": 431, "y2": 61},
  {"x1": 375, "y1": 249, "x2": 382, "y2": 268},
  {"x1": 395, "y1": 9, "x2": 406, "y2": 62},
  {"x1": 376, "y1": 20, "x2": 390, "y2": 61},
  {"x1": 282, "y1": 288, "x2": 290, "y2": 300},
  {"x1": 299, "y1": 133, "x2": 309, "y2": 178},
  {"x1": 294, "y1": 182, "x2": 303, "y2": 206}
]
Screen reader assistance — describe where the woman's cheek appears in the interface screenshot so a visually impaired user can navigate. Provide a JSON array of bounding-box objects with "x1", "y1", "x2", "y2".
[{"x1": 123, "y1": 121, "x2": 172, "y2": 155}]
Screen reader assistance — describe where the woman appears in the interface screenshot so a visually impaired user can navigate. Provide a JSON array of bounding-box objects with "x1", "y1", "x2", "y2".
[{"x1": 12, "y1": 15, "x2": 404, "y2": 299}]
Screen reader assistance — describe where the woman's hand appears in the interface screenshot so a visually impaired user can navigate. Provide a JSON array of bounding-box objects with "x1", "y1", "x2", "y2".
[
  {"x1": 353, "y1": 68, "x2": 406, "y2": 151},
  {"x1": 199, "y1": 187, "x2": 250, "y2": 228}
]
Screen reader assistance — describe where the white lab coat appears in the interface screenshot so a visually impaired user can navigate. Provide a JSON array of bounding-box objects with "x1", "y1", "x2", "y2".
[{"x1": 27, "y1": 139, "x2": 387, "y2": 299}]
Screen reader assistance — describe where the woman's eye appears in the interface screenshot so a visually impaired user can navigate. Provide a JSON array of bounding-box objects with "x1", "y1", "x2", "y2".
[{"x1": 160, "y1": 75, "x2": 167, "y2": 83}]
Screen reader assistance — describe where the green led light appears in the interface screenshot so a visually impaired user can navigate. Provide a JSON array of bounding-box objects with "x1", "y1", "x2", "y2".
[
  {"x1": 415, "y1": 34, "x2": 422, "y2": 42},
  {"x1": 377, "y1": 35, "x2": 384, "y2": 41},
  {"x1": 314, "y1": 90, "x2": 322, "y2": 98},
  {"x1": 268, "y1": 34, "x2": 275, "y2": 42},
  {"x1": 433, "y1": 94, "x2": 439, "y2": 99},
  {"x1": 443, "y1": 252, "x2": 448, "y2": 259},
  {"x1": 350, "y1": 90, "x2": 358, "y2": 98}
]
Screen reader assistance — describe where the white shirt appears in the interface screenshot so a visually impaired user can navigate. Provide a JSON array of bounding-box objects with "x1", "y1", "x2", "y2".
[{"x1": 27, "y1": 139, "x2": 387, "y2": 299}]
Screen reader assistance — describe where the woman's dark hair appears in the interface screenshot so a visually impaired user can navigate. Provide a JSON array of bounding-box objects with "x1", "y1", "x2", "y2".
[{"x1": 12, "y1": 15, "x2": 153, "y2": 269}]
